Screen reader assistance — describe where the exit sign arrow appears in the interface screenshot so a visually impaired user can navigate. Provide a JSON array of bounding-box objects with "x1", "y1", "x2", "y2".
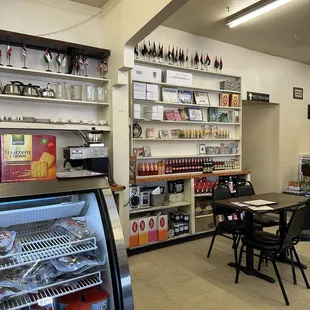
[{"x1": 247, "y1": 91, "x2": 270, "y2": 102}]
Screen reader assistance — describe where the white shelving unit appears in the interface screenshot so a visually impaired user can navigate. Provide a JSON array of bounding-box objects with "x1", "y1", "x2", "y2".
[
  {"x1": 133, "y1": 79, "x2": 241, "y2": 94},
  {"x1": 133, "y1": 99, "x2": 241, "y2": 109},
  {"x1": 129, "y1": 200, "x2": 191, "y2": 214},
  {"x1": 135, "y1": 59, "x2": 241, "y2": 79},
  {"x1": 126, "y1": 59, "x2": 246, "y2": 250}
]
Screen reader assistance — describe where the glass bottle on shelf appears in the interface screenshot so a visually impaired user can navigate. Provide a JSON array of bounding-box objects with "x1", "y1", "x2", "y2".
[
  {"x1": 150, "y1": 162, "x2": 154, "y2": 175},
  {"x1": 146, "y1": 162, "x2": 150, "y2": 175}
]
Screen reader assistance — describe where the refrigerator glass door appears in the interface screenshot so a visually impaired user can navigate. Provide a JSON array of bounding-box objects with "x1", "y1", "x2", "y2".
[{"x1": 0, "y1": 190, "x2": 121, "y2": 310}]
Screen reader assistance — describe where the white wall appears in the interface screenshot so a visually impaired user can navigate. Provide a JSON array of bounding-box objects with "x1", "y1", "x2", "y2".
[
  {"x1": 145, "y1": 26, "x2": 310, "y2": 190},
  {"x1": 0, "y1": 0, "x2": 103, "y2": 47}
]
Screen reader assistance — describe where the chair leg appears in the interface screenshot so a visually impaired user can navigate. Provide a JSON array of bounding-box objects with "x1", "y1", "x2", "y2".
[
  {"x1": 233, "y1": 236, "x2": 238, "y2": 267},
  {"x1": 289, "y1": 249, "x2": 297, "y2": 285},
  {"x1": 269, "y1": 253, "x2": 290, "y2": 306},
  {"x1": 235, "y1": 235, "x2": 241, "y2": 249},
  {"x1": 235, "y1": 244, "x2": 245, "y2": 284},
  {"x1": 207, "y1": 228, "x2": 217, "y2": 258},
  {"x1": 258, "y1": 251, "x2": 263, "y2": 271},
  {"x1": 292, "y1": 247, "x2": 310, "y2": 289}
]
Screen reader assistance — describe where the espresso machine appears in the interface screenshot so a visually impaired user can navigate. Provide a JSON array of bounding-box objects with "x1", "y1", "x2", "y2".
[{"x1": 61, "y1": 128, "x2": 110, "y2": 177}]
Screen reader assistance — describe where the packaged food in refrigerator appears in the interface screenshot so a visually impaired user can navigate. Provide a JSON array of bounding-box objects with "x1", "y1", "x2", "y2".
[
  {"x1": 0, "y1": 238, "x2": 21, "y2": 259},
  {"x1": 51, "y1": 253, "x2": 102, "y2": 273},
  {"x1": 0, "y1": 230, "x2": 16, "y2": 253},
  {"x1": 0, "y1": 266, "x2": 38, "y2": 292},
  {"x1": 32, "y1": 262, "x2": 60, "y2": 284},
  {"x1": 0, "y1": 287, "x2": 20, "y2": 301},
  {"x1": 53, "y1": 218, "x2": 94, "y2": 241}
]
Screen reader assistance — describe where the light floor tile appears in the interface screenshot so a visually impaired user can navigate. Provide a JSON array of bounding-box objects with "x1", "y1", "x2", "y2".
[{"x1": 129, "y1": 237, "x2": 310, "y2": 309}]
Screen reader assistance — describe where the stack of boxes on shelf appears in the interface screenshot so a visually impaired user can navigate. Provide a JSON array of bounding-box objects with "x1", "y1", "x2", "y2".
[{"x1": 129, "y1": 213, "x2": 168, "y2": 248}]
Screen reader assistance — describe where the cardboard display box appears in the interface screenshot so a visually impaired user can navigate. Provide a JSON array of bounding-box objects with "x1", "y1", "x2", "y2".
[
  {"x1": 129, "y1": 219, "x2": 139, "y2": 248},
  {"x1": 1, "y1": 134, "x2": 56, "y2": 183},
  {"x1": 195, "y1": 216, "x2": 215, "y2": 233},
  {"x1": 138, "y1": 217, "x2": 148, "y2": 245}
]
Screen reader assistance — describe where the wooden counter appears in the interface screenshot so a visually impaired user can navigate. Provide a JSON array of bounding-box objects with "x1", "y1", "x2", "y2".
[
  {"x1": 130, "y1": 169, "x2": 251, "y2": 184},
  {"x1": 110, "y1": 184, "x2": 126, "y2": 192}
]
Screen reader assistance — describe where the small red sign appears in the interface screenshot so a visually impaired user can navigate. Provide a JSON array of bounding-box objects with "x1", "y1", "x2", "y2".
[
  {"x1": 160, "y1": 217, "x2": 165, "y2": 228},
  {"x1": 149, "y1": 218, "x2": 154, "y2": 229},
  {"x1": 132, "y1": 222, "x2": 138, "y2": 233},
  {"x1": 140, "y1": 220, "x2": 145, "y2": 231}
]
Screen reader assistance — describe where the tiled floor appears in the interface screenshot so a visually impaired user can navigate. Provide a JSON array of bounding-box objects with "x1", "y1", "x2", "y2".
[{"x1": 129, "y1": 236, "x2": 310, "y2": 309}]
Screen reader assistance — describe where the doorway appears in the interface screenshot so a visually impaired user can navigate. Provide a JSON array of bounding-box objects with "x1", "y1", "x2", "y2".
[{"x1": 242, "y1": 100, "x2": 280, "y2": 193}]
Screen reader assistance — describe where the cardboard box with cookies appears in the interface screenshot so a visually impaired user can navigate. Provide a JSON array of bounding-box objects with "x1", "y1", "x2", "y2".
[{"x1": 0, "y1": 134, "x2": 56, "y2": 183}]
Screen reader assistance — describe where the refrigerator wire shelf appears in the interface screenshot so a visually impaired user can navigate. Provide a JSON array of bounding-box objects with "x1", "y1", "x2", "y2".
[
  {"x1": 0, "y1": 223, "x2": 97, "y2": 271},
  {"x1": 0, "y1": 271, "x2": 102, "y2": 310}
]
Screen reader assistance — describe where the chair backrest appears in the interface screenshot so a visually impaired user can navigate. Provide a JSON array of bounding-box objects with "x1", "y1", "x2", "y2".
[
  {"x1": 236, "y1": 181, "x2": 255, "y2": 197},
  {"x1": 212, "y1": 185, "x2": 233, "y2": 224},
  {"x1": 280, "y1": 202, "x2": 309, "y2": 251}
]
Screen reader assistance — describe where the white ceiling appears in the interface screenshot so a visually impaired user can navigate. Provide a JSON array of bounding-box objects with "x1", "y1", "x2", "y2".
[
  {"x1": 164, "y1": 0, "x2": 310, "y2": 65},
  {"x1": 70, "y1": 0, "x2": 108, "y2": 8}
]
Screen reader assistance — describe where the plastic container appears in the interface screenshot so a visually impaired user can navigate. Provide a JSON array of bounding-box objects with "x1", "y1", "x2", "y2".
[
  {"x1": 82, "y1": 286, "x2": 100, "y2": 299},
  {"x1": 150, "y1": 194, "x2": 165, "y2": 207},
  {"x1": 67, "y1": 302, "x2": 91, "y2": 310},
  {"x1": 57, "y1": 291, "x2": 82, "y2": 309},
  {"x1": 85, "y1": 290, "x2": 109, "y2": 310}
]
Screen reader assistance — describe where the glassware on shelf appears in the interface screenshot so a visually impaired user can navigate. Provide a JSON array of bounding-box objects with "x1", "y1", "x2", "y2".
[{"x1": 71, "y1": 85, "x2": 82, "y2": 101}]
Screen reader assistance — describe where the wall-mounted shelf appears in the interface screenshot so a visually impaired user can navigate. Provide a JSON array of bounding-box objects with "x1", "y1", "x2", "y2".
[
  {"x1": 0, "y1": 94, "x2": 109, "y2": 107},
  {"x1": 133, "y1": 99, "x2": 241, "y2": 110},
  {"x1": 135, "y1": 59, "x2": 241, "y2": 79},
  {"x1": 0, "y1": 122, "x2": 111, "y2": 131},
  {"x1": 0, "y1": 29, "x2": 110, "y2": 59},
  {"x1": 0, "y1": 65, "x2": 110, "y2": 83},
  {"x1": 133, "y1": 80, "x2": 241, "y2": 94},
  {"x1": 130, "y1": 169, "x2": 251, "y2": 184},
  {"x1": 133, "y1": 118, "x2": 240, "y2": 126},
  {"x1": 129, "y1": 200, "x2": 191, "y2": 214},
  {"x1": 133, "y1": 138, "x2": 240, "y2": 142},
  {"x1": 137, "y1": 154, "x2": 240, "y2": 160}
]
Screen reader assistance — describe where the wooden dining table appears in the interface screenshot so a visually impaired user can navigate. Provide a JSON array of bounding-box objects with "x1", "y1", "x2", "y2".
[{"x1": 215, "y1": 192, "x2": 309, "y2": 283}]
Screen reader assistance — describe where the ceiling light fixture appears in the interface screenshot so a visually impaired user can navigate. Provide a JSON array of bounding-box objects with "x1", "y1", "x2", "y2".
[{"x1": 226, "y1": 0, "x2": 293, "y2": 28}]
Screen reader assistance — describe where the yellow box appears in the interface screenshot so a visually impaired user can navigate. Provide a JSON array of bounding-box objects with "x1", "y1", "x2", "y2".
[{"x1": 129, "y1": 219, "x2": 139, "y2": 248}]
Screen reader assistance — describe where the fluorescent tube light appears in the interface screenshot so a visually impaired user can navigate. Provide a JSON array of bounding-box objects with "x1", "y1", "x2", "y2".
[{"x1": 227, "y1": 0, "x2": 293, "y2": 28}]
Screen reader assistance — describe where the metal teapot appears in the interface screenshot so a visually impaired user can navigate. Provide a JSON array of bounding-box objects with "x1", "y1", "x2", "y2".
[
  {"x1": 40, "y1": 83, "x2": 55, "y2": 98},
  {"x1": 3, "y1": 81, "x2": 24, "y2": 95}
]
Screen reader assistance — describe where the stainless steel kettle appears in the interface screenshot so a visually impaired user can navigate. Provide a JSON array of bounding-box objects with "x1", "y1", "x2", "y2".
[
  {"x1": 2, "y1": 81, "x2": 24, "y2": 95},
  {"x1": 22, "y1": 84, "x2": 40, "y2": 97},
  {"x1": 40, "y1": 83, "x2": 56, "y2": 98},
  {"x1": 79, "y1": 128, "x2": 105, "y2": 145}
]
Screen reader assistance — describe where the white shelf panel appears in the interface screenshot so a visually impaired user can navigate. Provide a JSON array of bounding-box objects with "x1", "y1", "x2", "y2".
[
  {"x1": 135, "y1": 59, "x2": 241, "y2": 79},
  {"x1": 133, "y1": 99, "x2": 241, "y2": 110},
  {"x1": 0, "y1": 65, "x2": 109, "y2": 83},
  {"x1": 133, "y1": 138, "x2": 240, "y2": 142},
  {"x1": 133, "y1": 79, "x2": 241, "y2": 94},
  {"x1": 136, "y1": 154, "x2": 241, "y2": 159},
  {"x1": 195, "y1": 214, "x2": 213, "y2": 218},
  {"x1": 133, "y1": 118, "x2": 240, "y2": 126},
  {"x1": 0, "y1": 122, "x2": 110, "y2": 131},
  {"x1": 129, "y1": 201, "x2": 191, "y2": 214},
  {"x1": 129, "y1": 233, "x2": 192, "y2": 249},
  {"x1": 0, "y1": 272, "x2": 102, "y2": 310},
  {"x1": 0, "y1": 94, "x2": 109, "y2": 107},
  {"x1": 0, "y1": 223, "x2": 97, "y2": 272}
]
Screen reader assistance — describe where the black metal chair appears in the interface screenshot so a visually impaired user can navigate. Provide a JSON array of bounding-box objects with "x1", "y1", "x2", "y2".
[
  {"x1": 236, "y1": 181, "x2": 280, "y2": 228},
  {"x1": 207, "y1": 185, "x2": 248, "y2": 265},
  {"x1": 235, "y1": 203, "x2": 310, "y2": 306}
]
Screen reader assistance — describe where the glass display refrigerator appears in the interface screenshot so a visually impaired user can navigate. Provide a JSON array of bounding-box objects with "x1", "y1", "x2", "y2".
[{"x1": 0, "y1": 177, "x2": 133, "y2": 310}]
